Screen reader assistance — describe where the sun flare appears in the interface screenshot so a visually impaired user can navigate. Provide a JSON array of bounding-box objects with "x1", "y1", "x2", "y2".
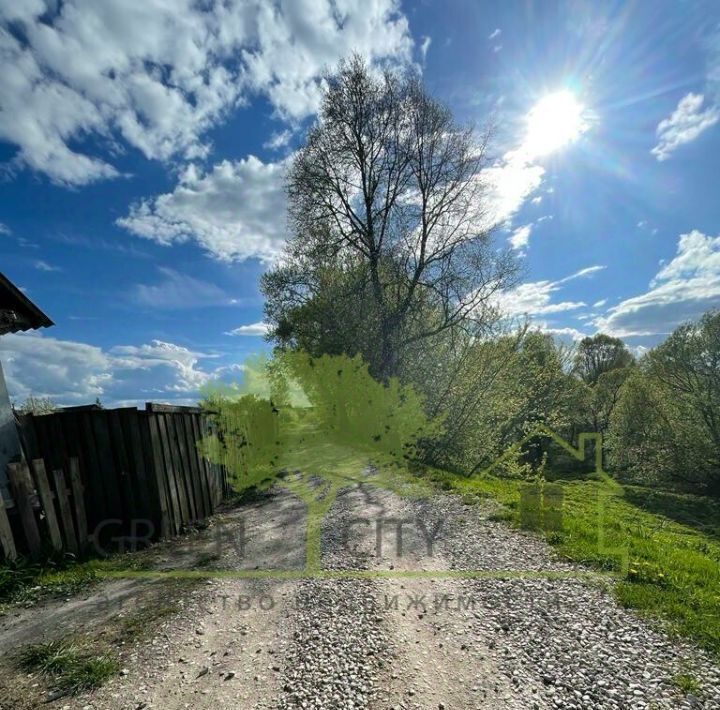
[{"x1": 524, "y1": 90, "x2": 587, "y2": 157}]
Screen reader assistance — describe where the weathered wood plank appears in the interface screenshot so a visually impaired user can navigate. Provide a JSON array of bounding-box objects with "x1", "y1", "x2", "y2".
[
  {"x1": 30, "y1": 459, "x2": 63, "y2": 552},
  {"x1": 184, "y1": 414, "x2": 206, "y2": 519},
  {"x1": 91, "y1": 412, "x2": 123, "y2": 522},
  {"x1": 0, "y1": 494, "x2": 17, "y2": 561},
  {"x1": 76, "y1": 412, "x2": 107, "y2": 530},
  {"x1": 107, "y1": 409, "x2": 136, "y2": 533},
  {"x1": 167, "y1": 414, "x2": 193, "y2": 525},
  {"x1": 146, "y1": 414, "x2": 172, "y2": 538},
  {"x1": 173, "y1": 415, "x2": 197, "y2": 522},
  {"x1": 191, "y1": 414, "x2": 213, "y2": 515},
  {"x1": 122, "y1": 410, "x2": 152, "y2": 522},
  {"x1": 67, "y1": 458, "x2": 88, "y2": 550},
  {"x1": 53, "y1": 468, "x2": 78, "y2": 555},
  {"x1": 158, "y1": 414, "x2": 187, "y2": 529},
  {"x1": 7, "y1": 461, "x2": 42, "y2": 558}
]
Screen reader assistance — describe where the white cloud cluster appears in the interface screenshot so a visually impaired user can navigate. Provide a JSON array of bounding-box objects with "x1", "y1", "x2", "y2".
[
  {"x1": 494, "y1": 265, "x2": 604, "y2": 317},
  {"x1": 225, "y1": 322, "x2": 269, "y2": 336},
  {"x1": 508, "y1": 224, "x2": 532, "y2": 251},
  {"x1": 482, "y1": 159, "x2": 545, "y2": 227},
  {"x1": 0, "y1": 332, "x2": 242, "y2": 405},
  {"x1": 597, "y1": 229, "x2": 720, "y2": 336},
  {"x1": 118, "y1": 157, "x2": 289, "y2": 262},
  {"x1": 0, "y1": 0, "x2": 413, "y2": 185},
  {"x1": 651, "y1": 93, "x2": 719, "y2": 161}
]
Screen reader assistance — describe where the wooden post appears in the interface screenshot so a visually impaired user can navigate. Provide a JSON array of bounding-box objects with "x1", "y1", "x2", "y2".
[
  {"x1": 67, "y1": 458, "x2": 88, "y2": 551},
  {"x1": 53, "y1": 468, "x2": 78, "y2": 555},
  {"x1": 0, "y1": 493, "x2": 17, "y2": 561},
  {"x1": 7, "y1": 461, "x2": 42, "y2": 558},
  {"x1": 30, "y1": 459, "x2": 63, "y2": 552}
]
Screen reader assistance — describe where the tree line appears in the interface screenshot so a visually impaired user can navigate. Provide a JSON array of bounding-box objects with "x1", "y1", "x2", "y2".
[{"x1": 261, "y1": 56, "x2": 720, "y2": 498}]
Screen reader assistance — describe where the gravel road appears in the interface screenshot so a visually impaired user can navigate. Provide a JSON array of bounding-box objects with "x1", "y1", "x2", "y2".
[{"x1": 2, "y1": 476, "x2": 719, "y2": 709}]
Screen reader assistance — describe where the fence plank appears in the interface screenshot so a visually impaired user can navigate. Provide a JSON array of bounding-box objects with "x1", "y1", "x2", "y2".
[
  {"x1": 0, "y1": 495, "x2": 17, "y2": 561},
  {"x1": 67, "y1": 458, "x2": 88, "y2": 550},
  {"x1": 174, "y1": 415, "x2": 197, "y2": 522},
  {"x1": 146, "y1": 414, "x2": 173, "y2": 537},
  {"x1": 191, "y1": 413, "x2": 212, "y2": 515},
  {"x1": 7, "y1": 462, "x2": 42, "y2": 558},
  {"x1": 167, "y1": 414, "x2": 192, "y2": 525},
  {"x1": 123, "y1": 410, "x2": 153, "y2": 521},
  {"x1": 53, "y1": 468, "x2": 78, "y2": 555},
  {"x1": 91, "y1": 412, "x2": 124, "y2": 522},
  {"x1": 31, "y1": 459, "x2": 63, "y2": 552},
  {"x1": 76, "y1": 412, "x2": 108, "y2": 529},
  {"x1": 158, "y1": 414, "x2": 187, "y2": 528},
  {"x1": 107, "y1": 409, "x2": 136, "y2": 533},
  {"x1": 186, "y1": 414, "x2": 207, "y2": 518}
]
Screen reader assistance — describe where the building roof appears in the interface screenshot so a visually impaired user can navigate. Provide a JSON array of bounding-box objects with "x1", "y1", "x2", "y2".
[{"x1": 0, "y1": 272, "x2": 54, "y2": 335}]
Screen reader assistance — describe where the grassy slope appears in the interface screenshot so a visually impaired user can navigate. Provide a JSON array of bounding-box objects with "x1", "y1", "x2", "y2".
[{"x1": 428, "y1": 467, "x2": 720, "y2": 658}]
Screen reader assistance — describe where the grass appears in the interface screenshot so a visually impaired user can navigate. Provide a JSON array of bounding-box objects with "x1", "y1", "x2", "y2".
[
  {"x1": 0, "y1": 558, "x2": 100, "y2": 610},
  {"x1": 672, "y1": 672, "x2": 702, "y2": 694},
  {"x1": 17, "y1": 641, "x2": 118, "y2": 695},
  {"x1": 427, "y1": 467, "x2": 720, "y2": 658}
]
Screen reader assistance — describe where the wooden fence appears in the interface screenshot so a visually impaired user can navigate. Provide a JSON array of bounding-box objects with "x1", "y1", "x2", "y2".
[{"x1": 0, "y1": 404, "x2": 229, "y2": 561}]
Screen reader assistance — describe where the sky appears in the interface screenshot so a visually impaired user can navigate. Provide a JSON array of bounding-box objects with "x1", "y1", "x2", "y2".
[{"x1": 1, "y1": 0, "x2": 720, "y2": 407}]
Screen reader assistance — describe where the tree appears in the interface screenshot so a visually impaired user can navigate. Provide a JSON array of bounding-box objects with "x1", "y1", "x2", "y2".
[
  {"x1": 608, "y1": 310, "x2": 720, "y2": 496},
  {"x1": 262, "y1": 55, "x2": 517, "y2": 381},
  {"x1": 573, "y1": 333, "x2": 634, "y2": 385},
  {"x1": 15, "y1": 395, "x2": 57, "y2": 415}
]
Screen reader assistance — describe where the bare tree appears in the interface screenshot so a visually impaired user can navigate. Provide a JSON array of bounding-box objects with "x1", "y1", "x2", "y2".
[{"x1": 263, "y1": 55, "x2": 517, "y2": 380}]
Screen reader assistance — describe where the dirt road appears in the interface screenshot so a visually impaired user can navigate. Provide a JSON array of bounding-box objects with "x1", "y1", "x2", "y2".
[{"x1": 1, "y1": 477, "x2": 719, "y2": 709}]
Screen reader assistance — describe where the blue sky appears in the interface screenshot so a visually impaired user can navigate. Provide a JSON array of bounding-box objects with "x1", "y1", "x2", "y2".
[{"x1": 1, "y1": 0, "x2": 720, "y2": 406}]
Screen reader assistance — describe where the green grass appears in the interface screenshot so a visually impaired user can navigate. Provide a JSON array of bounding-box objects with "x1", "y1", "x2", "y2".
[
  {"x1": 428, "y1": 467, "x2": 720, "y2": 658},
  {"x1": 18, "y1": 641, "x2": 118, "y2": 695},
  {"x1": 0, "y1": 558, "x2": 100, "y2": 610},
  {"x1": 672, "y1": 672, "x2": 702, "y2": 694}
]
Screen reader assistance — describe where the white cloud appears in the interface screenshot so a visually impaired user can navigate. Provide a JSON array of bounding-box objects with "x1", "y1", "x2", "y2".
[
  {"x1": 132, "y1": 267, "x2": 234, "y2": 309},
  {"x1": 118, "y1": 156, "x2": 288, "y2": 262},
  {"x1": 596, "y1": 229, "x2": 720, "y2": 336},
  {"x1": 540, "y1": 325, "x2": 588, "y2": 342},
  {"x1": 0, "y1": 0, "x2": 413, "y2": 185},
  {"x1": 494, "y1": 265, "x2": 604, "y2": 318},
  {"x1": 0, "y1": 222, "x2": 11, "y2": 235},
  {"x1": 482, "y1": 159, "x2": 545, "y2": 226},
  {"x1": 263, "y1": 129, "x2": 293, "y2": 151},
  {"x1": 651, "y1": 93, "x2": 719, "y2": 161},
  {"x1": 0, "y1": 332, "x2": 112, "y2": 403},
  {"x1": 593, "y1": 298, "x2": 607, "y2": 308},
  {"x1": 531, "y1": 196, "x2": 542, "y2": 205},
  {"x1": 0, "y1": 332, "x2": 246, "y2": 405},
  {"x1": 509, "y1": 224, "x2": 532, "y2": 251},
  {"x1": 34, "y1": 260, "x2": 61, "y2": 272},
  {"x1": 110, "y1": 340, "x2": 215, "y2": 394},
  {"x1": 225, "y1": 321, "x2": 270, "y2": 337},
  {"x1": 488, "y1": 29, "x2": 501, "y2": 40},
  {"x1": 419, "y1": 36, "x2": 431, "y2": 62}
]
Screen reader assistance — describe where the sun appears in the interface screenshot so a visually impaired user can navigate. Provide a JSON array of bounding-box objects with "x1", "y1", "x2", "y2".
[{"x1": 523, "y1": 90, "x2": 587, "y2": 157}]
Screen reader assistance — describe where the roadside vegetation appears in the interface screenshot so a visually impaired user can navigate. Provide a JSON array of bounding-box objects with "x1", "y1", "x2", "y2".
[
  {"x1": 429, "y1": 468, "x2": 720, "y2": 657},
  {"x1": 18, "y1": 640, "x2": 118, "y2": 696}
]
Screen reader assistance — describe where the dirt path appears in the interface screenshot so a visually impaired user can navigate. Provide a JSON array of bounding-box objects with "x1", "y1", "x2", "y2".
[{"x1": 1, "y1": 479, "x2": 719, "y2": 709}]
